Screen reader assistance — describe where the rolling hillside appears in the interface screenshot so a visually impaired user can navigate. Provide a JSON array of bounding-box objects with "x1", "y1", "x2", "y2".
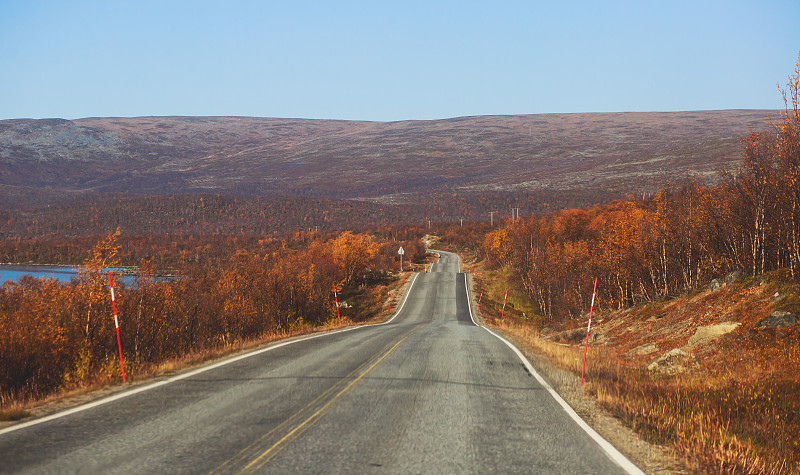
[{"x1": 0, "y1": 111, "x2": 775, "y2": 206}]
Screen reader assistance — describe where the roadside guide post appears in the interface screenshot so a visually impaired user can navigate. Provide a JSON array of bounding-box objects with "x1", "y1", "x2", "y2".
[
  {"x1": 108, "y1": 272, "x2": 127, "y2": 383},
  {"x1": 500, "y1": 289, "x2": 508, "y2": 327},
  {"x1": 333, "y1": 286, "x2": 342, "y2": 326},
  {"x1": 581, "y1": 278, "x2": 599, "y2": 387}
]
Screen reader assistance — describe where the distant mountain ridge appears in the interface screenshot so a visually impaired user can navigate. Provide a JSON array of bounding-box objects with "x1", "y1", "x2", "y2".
[{"x1": 0, "y1": 111, "x2": 776, "y2": 205}]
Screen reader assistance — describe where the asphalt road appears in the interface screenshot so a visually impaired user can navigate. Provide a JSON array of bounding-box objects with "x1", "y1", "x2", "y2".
[{"x1": 0, "y1": 251, "x2": 640, "y2": 474}]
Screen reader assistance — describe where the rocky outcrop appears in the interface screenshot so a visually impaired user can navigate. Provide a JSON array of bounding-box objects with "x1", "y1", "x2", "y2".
[
  {"x1": 686, "y1": 322, "x2": 741, "y2": 348},
  {"x1": 757, "y1": 311, "x2": 797, "y2": 329},
  {"x1": 647, "y1": 322, "x2": 740, "y2": 373},
  {"x1": 647, "y1": 348, "x2": 691, "y2": 373},
  {"x1": 724, "y1": 270, "x2": 743, "y2": 285},
  {"x1": 709, "y1": 271, "x2": 742, "y2": 291},
  {"x1": 628, "y1": 343, "x2": 658, "y2": 356}
]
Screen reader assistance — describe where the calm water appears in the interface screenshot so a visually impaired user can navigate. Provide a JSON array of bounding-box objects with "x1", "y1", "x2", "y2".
[{"x1": 0, "y1": 265, "x2": 137, "y2": 286}]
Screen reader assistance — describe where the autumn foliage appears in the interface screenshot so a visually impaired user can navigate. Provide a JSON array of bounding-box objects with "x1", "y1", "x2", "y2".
[
  {"x1": 480, "y1": 61, "x2": 800, "y2": 321},
  {"x1": 465, "y1": 60, "x2": 800, "y2": 474},
  {"x1": 0, "y1": 229, "x2": 425, "y2": 403}
]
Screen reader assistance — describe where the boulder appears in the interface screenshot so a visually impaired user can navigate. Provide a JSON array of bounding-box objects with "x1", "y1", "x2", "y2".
[
  {"x1": 724, "y1": 270, "x2": 743, "y2": 285},
  {"x1": 628, "y1": 343, "x2": 658, "y2": 356},
  {"x1": 589, "y1": 331, "x2": 604, "y2": 343},
  {"x1": 547, "y1": 328, "x2": 587, "y2": 344},
  {"x1": 647, "y1": 348, "x2": 690, "y2": 373},
  {"x1": 709, "y1": 278, "x2": 723, "y2": 291},
  {"x1": 757, "y1": 311, "x2": 797, "y2": 329},
  {"x1": 686, "y1": 322, "x2": 741, "y2": 348}
]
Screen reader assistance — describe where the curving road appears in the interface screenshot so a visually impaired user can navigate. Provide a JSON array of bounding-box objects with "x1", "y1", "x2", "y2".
[{"x1": 0, "y1": 251, "x2": 641, "y2": 474}]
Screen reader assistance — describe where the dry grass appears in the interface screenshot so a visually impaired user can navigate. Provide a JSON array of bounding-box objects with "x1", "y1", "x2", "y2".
[
  {"x1": 498, "y1": 322, "x2": 798, "y2": 474},
  {"x1": 477, "y1": 269, "x2": 800, "y2": 474},
  {"x1": 0, "y1": 408, "x2": 30, "y2": 421}
]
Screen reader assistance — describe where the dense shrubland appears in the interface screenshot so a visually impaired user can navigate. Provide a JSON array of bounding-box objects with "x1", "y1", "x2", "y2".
[{"x1": 0, "y1": 228, "x2": 426, "y2": 404}]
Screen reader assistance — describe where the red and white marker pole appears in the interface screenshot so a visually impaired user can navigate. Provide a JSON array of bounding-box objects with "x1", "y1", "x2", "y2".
[
  {"x1": 581, "y1": 278, "x2": 598, "y2": 387},
  {"x1": 333, "y1": 286, "x2": 342, "y2": 325},
  {"x1": 500, "y1": 289, "x2": 508, "y2": 327},
  {"x1": 108, "y1": 272, "x2": 127, "y2": 383}
]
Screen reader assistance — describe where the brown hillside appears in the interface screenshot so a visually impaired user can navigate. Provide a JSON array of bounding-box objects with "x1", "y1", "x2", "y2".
[{"x1": 0, "y1": 111, "x2": 775, "y2": 205}]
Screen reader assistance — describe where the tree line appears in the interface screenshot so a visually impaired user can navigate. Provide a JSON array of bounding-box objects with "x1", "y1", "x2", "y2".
[{"x1": 0, "y1": 188, "x2": 622, "y2": 242}]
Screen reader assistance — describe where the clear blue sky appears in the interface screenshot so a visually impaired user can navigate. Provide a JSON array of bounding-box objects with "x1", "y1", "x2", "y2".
[{"x1": 1, "y1": 0, "x2": 798, "y2": 121}]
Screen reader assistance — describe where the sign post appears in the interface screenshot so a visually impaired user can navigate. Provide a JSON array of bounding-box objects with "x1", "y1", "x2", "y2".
[{"x1": 398, "y1": 246, "x2": 405, "y2": 273}]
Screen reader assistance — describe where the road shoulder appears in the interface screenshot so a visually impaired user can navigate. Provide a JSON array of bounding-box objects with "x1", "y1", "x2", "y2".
[
  {"x1": 464, "y1": 273, "x2": 688, "y2": 474},
  {"x1": 494, "y1": 328, "x2": 690, "y2": 474}
]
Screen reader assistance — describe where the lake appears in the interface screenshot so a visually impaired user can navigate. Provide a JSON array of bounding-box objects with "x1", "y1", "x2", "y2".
[{"x1": 0, "y1": 265, "x2": 137, "y2": 286}]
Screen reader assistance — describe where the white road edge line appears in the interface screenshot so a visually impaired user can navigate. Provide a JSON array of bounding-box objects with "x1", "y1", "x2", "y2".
[
  {"x1": 464, "y1": 273, "x2": 479, "y2": 327},
  {"x1": 462, "y1": 270, "x2": 644, "y2": 475},
  {"x1": 0, "y1": 272, "x2": 420, "y2": 437},
  {"x1": 382, "y1": 271, "x2": 419, "y2": 325}
]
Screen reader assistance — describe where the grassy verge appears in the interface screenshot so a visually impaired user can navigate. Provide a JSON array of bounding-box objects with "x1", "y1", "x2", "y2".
[
  {"x1": 475, "y1": 266, "x2": 799, "y2": 474},
  {"x1": 0, "y1": 409, "x2": 30, "y2": 422}
]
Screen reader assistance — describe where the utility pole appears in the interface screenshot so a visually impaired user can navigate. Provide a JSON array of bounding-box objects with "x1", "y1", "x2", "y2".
[{"x1": 489, "y1": 211, "x2": 495, "y2": 226}]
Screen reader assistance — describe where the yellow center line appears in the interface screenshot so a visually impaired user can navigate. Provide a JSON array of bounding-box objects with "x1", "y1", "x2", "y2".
[
  {"x1": 209, "y1": 362, "x2": 365, "y2": 475},
  {"x1": 240, "y1": 327, "x2": 418, "y2": 473}
]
